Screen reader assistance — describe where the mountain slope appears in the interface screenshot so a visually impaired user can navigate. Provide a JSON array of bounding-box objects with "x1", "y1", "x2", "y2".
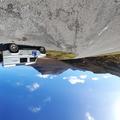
[{"x1": 0, "y1": 0, "x2": 120, "y2": 58}]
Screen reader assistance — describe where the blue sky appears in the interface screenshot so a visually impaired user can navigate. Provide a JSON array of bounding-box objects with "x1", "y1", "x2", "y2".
[{"x1": 0, "y1": 64, "x2": 120, "y2": 120}]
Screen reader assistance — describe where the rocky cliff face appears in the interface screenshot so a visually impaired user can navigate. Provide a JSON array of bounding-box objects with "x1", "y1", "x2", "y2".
[{"x1": 0, "y1": 0, "x2": 120, "y2": 58}]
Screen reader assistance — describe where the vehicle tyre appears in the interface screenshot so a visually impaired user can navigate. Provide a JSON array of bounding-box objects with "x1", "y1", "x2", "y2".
[
  {"x1": 39, "y1": 47, "x2": 46, "y2": 54},
  {"x1": 8, "y1": 43, "x2": 19, "y2": 53}
]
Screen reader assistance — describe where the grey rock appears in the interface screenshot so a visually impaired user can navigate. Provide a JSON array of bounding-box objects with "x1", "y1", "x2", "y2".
[{"x1": 0, "y1": 0, "x2": 120, "y2": 58}]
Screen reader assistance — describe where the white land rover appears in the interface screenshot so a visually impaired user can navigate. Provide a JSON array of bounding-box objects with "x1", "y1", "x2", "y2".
[{"x1": 0, "y1": 43, "x2": 46, "y2": 67}]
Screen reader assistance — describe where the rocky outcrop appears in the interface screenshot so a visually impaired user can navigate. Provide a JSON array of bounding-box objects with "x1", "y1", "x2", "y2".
[{"x1": 0, "y1": 0, "x2": 120, "y2": 58}]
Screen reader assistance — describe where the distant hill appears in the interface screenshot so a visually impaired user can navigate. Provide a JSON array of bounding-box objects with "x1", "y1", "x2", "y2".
[{"x1": 32, "y1": 56, "x2": 120, "y2": 77}]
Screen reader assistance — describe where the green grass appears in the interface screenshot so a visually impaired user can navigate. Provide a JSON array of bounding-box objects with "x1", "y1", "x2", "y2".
[{"x1": 46, "y1": 50, "x2": 76, "y2": 60}]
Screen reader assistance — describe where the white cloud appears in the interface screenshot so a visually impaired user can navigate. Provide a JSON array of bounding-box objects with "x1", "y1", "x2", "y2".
[
  {"x1": 43, "y1": 96, "x2": 51, "y2": 103},
  {"x1": 16, "y1": 82, "x2": 21, "y2": 86},
  {"x1": 86, "y1": 112, "x2": 95, "y2": 120},
  {"x1": 80, "y1": 75, "x2": 87, "y2": 79},
  {"x1": 37, "y1": 74, "x2": 50, "y2": 79},
  {"x1": 26, "y1": 83, "x2": 40, "y2": 92},
  {"x1": 68, "y1": 76, "x2": 85, "y2": 85},
  {"x1": 63, "y1": 77, "x2": 67, "y2": 80},
  {"x1": 50, "y1": 75, "x2": 57, "y2": 79},
  {"x1": 103, "y1": 74, "x2": 112, "y2": 79},
  {"x1": 50, "y1": 76, "x2": 54, "y2": 79},
  {"x1": 91, "y1": 77, "x2": 99, "y2": 81},
  {"x1": 29, "y1": 106, "x2": 41, "y2": 113}
]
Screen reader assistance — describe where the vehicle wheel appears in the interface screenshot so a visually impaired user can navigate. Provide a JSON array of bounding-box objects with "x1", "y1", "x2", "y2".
[
  {"x1": 8, "y1": 43, "x2": 19, "y2": 53},
  {"x1": 39, "y1": 47, "x2": 46, "y2": 54}
]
